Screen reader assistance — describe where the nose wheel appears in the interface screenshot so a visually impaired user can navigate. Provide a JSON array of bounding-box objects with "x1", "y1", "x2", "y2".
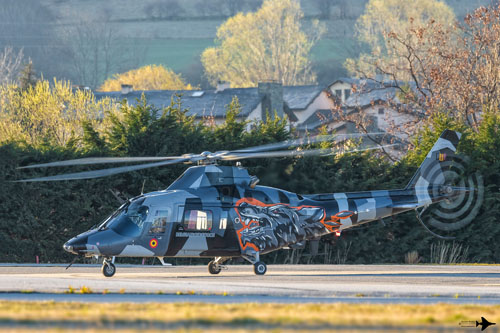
[
  {"x1": 102, "y1": 260, "x2": 116, "y2": 277},
  {"x1": 242, "y1": 253, "x2": 267, "y2": 275}
]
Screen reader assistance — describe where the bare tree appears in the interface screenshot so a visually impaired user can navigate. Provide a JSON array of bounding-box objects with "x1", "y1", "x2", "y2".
[
  {"x1": 144, "y1": 0, "x2": 185, "y2": 19},
  {"x1": 355, "y1": 5, "x2": 500, "y2": 134},
  {"x1": 338, "y1": 3, "x2": 500, "y2": 162},
  {"x1": 195, "y1": 0, "x2": 262, "y2": 17},
  {"x1": 0, "y1": 0, "x2": 64, "y2": 80},
  {"x1": 336, "y1": 0, "x2": 348, "y2": 19},
  {"x1": 315, "y1": 0, "x2": 333, "y2": 19},
  {"x1": 219, "y1": 0, "x2": 245, "y2": 16},
  {"x1": 66, "y1": 19, "x2": 143, "y2": 89},
  {"x1": 0, "y1": 47, "x2": 23, "y2": 85}
]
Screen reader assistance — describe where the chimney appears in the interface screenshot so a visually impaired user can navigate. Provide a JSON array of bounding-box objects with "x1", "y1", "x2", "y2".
[
  {"x1": 215, "y1": 81, "x2": 230, "y2": 93},
  {"x1": 121, "y1": 84, "x2": 133, "y2": 95},
  {"x1": 258, "y1": 81, "x2": 283, "y2": 121}
]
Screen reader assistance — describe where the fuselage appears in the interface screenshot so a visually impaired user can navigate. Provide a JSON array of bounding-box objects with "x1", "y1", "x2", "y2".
[{"x1": 63, "y1": 164, "x2": 453, "y2": 259}]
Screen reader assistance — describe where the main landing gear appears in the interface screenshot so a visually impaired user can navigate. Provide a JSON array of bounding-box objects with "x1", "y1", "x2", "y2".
[
  {"x1": 208, "y1": 257, "x2": 229, "y2": 274},
  {"x1": 207, "y1": 256, "x2": 267, "y2": 275},
  {"x1": 101, "y1": 257, "x2": 116, "y2": 277}
]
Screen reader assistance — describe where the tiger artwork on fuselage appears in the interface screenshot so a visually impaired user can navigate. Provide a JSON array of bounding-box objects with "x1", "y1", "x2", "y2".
[{"x1": 233, "y1": 198, "x2": 351, "y2": 253}]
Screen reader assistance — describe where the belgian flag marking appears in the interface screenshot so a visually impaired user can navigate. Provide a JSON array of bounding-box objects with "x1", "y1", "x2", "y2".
[
  {"x1": 438, "y1": 153, "x2": 447, "y2": 162},
  {"x1": 149, "y1": 238, "x2": 158, "y2": 248}
]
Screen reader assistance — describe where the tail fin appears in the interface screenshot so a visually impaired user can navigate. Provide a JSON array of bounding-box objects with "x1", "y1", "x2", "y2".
[{"x1": 406, "y1": 129, "x2": 461, "y2": 190}]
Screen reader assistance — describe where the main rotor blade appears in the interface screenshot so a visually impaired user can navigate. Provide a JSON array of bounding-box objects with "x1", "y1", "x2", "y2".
[
  {"x1": 16, "y1": 158, "x2": 190, "y2": 182},
  {"x1": 18, "y1": 156, "x2": 184, "y2": 169},
  {"x1": 223, "y1": 144, "x2": 399, "y2": 161},
  {"x1": 222, "y1": 148, "x2": 331, "y2": 160},
  {"x1": 231, "y1": 132, "x2": 387, "y2": 153}
]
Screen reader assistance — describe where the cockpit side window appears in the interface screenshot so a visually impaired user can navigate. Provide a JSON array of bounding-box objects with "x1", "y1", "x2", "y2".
[
  {"x1": 106, "y1": 198, "x2": 149, "y2": 237},
  {"x1": 149, "y1": 210, "x2": 170, "y2": 234}
]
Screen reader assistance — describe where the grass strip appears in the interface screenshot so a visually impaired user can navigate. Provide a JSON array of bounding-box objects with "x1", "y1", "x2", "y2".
[{"x1": 0, "y1": 301, "x2": 498, "y2": 328}]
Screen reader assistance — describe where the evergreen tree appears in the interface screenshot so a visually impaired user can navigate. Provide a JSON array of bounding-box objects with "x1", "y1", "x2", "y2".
[{"x1": 18, "y1": 60, "x2": 37, "y2": 90}]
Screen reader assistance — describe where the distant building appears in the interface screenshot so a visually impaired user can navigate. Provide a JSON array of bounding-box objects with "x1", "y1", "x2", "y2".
[
  {"x1": 94, "y1": 78, "x2": 421, "y2": 145},
  {"x1": 95, "y1": 82, "x2": 293, "y2": 130},
  {"x1": 94, "y1": 82, "x2": 335, "y2": 131},
  {"x1": 326, "y1": 78, "x2": 422, "y2": 139}
]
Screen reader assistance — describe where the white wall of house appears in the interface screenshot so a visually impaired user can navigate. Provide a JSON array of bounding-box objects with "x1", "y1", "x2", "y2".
[
  {"x1": 292, "y1": 91, "x2": 336, "y2": 125},
  {"x1": 328, "y1": 82, "x2": 352, "y2": 103},
  {"x1": 364, "y1": 105, "x2": 414, "y2": 139},
  {"x1": 246, "y1": 103, "x2": 262, "y2": 131},
  {"x1": 246, "y1": 103, "x2": 262, "y2": 123}
]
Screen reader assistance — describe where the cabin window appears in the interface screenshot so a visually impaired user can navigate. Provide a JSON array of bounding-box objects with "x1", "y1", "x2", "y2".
[
  {"x1": 183, "y1": 210, "x2": 213, "y2": 231},
  {"x1": 219, "y1": 210, "x2": 228, "y2": 230},
  {"x1": 149, "y1": 210, "x2": 169, "y2": 234},
  {"x1": 378, "y1": 107, "x2": 385, "y2": 114},
  {"x1": 335, "y1": 89, "x2": 342, "y2": 98}
]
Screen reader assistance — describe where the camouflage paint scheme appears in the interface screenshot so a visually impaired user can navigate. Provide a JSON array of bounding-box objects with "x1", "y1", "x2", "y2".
[{"x1": 64, "y1": 130, "x2": 462, "y2": 264}]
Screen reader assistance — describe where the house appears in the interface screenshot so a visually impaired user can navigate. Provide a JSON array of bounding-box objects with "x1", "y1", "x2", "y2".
[
  {"x1": 326, "y1": 78, "x2": 422, "y2": 136},
  {"x1": 94, "y1": 82, "x2": 335, "y2": 131},
  {"x1": 95, "y1": 82, "x2": 294, "y2": 129},
  {"x1": 93, "y1": 78, "x2": 420, "y2": 153}
]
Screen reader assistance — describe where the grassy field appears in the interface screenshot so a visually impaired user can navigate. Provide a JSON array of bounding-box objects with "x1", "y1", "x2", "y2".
[
  {"x1": 126, "y1": 37, "x2": 359, "y2": 70},
  {"x1": 0, "y1": 301, "x2": 499, "y2": 332},
  {"x1": 130, "y1": 38, "x2": 215, "y2": 71}
]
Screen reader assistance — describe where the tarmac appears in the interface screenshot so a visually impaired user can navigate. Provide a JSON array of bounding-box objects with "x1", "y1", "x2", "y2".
[{"x1": 0, "y1": 264, "x2": 499, "y2": 304}]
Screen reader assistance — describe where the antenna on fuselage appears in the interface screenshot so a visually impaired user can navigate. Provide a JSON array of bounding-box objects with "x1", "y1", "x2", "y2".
[{"x1": 141, "y1": 179, "x2": 146, "y2": 195}]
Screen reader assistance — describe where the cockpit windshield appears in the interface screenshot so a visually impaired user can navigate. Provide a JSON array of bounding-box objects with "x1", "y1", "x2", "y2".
[{"x1": 101, "y1": 198, "x2": 149, "y2": 237}]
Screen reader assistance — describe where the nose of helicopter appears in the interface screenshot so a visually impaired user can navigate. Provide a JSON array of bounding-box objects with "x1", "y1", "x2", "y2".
[
  {"x1": 63, "y1": 236, "x2": 88, "y2": 255},
  {"x1": 63, "y1": 242, "x2": 73, "y2": 253}
]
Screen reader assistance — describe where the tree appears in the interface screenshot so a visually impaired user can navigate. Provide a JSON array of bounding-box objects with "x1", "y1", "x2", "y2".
[
  {"x1": 315, "y1": 0, "x2": 333, "y2": 19},
  {"x1": 144, "y1": 0, "x2": 185, "y2": 19},
  {"x1": 0, "y1": 1, "x2": 65, "y2": 80},
  {"x1": 219, "y1": 0, "x2": 245, "y2": 16},
  {"x1": 0, "y1": 79, "x2": 117, "y2": 147},
  {"x1": 345, "y1": 0, "x2": 455, "y2": 78},
  {"x1": 18, "y1": 60, "x2": 37, "y2": 90},
  {"x1": 201, "y1": 0, "x2": 324, "y2": 87},
  {"x1": 99, "y1": 65, "x2": 193, "y2": 92},
  {"x1": 347, "y1": 4, "x2": 500, "y2": 137},
  {"x1": 66, "y1": 18, "x2": 142, "y2": 89},
  {"x1": 0, "y1": 47, "x2": 23, "y2": 85}
]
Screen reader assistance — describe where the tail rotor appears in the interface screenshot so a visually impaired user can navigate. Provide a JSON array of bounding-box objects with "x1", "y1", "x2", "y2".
[
  {"x1": 408, "y1": 130, "x2": 484, "y2": 239},
  {"x1": 420, "y1": 154, "x2": 484, "y2": 238}
]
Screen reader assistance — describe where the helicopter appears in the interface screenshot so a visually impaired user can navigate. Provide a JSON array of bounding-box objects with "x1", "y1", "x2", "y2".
[{"x1": 17, "y1": 129, "x2": 481, "y2": 277}]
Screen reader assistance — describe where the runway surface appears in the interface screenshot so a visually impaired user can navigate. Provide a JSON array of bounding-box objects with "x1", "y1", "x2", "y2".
[{"x1": 0, "y1": 264, "x2": 499, "y2": 304}]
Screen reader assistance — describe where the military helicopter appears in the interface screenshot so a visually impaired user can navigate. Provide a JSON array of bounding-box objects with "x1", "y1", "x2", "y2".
[{"x1": 18, "y1": 130, "x2": 481, "y2": 277}]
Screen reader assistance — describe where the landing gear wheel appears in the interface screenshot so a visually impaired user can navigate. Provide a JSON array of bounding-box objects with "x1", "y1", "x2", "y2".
[
  {"x1": 208, "y1": 260, "x2": 222, "y2": 275},
  {"x1": 254, "y1": 261, "x2": 267, "y2": 275},
  {"x1": 102, "y1": 262, "x2": 116, "y2": 277}
]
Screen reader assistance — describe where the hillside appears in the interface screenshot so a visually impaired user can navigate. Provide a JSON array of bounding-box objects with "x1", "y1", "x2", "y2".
[{"x1": 39, "y1": 0, "x2": 490, "y2": 87}]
